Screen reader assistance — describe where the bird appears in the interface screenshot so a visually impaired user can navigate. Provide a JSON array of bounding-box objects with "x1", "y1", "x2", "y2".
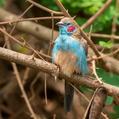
[{"x1": 52, "y1": 17, "x2": 88, "y2": 112}]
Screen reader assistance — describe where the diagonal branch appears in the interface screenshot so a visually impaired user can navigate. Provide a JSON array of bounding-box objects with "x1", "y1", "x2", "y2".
[
  {"x1": 26, "y1": 0, "x2": 63, "y2": 15},
  {"x1": 81, "y1": 0, "x2": 112, "y2": 29},
  {"x1": 4, "y1": 30, "x2": 39, "y2": 119},
  {"x1": 55, "y1": 0, "x2": 101, "y2": 57}
]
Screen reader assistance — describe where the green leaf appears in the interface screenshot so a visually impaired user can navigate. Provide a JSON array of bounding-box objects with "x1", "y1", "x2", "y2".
[
  {"x1": 0, "y1": 0, "x2": 5, "y2": 7},
  {"x1": 99, "y1": 41, "x2": 106, "y2": 47},
  {"x1": 110, "y1": 105, "x2": 119, "y2": 119},
  {"x1": 106, "y1": 41, "x2": 114, "y2": 48},
  {"x1": 97, "y1": 68, "x2": 119, "y2": 87},
  {"x1": 99, "y1": 41, "x2": 113, "y2": 48},
  {"x1": 106, "y1": 96, "x2": 113, "y2": 105}
]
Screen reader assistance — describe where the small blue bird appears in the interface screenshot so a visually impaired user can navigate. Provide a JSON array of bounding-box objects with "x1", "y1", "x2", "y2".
[{"x1": 52, "y1": 17, "x2": 88, "y2": 112}]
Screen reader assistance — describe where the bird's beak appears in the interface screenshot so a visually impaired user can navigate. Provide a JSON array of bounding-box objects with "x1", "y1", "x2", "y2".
[{"x1": 56, "y1": 21, "x2": 64, "y2": 26}]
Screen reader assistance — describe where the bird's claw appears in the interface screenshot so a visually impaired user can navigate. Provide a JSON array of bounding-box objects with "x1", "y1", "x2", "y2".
[
  {"x1": 94, "y1": 78, "x2": 103, "y2": 85},
  {"x1": 53, "y1": 64, "x2": 60, "y2": 82}
]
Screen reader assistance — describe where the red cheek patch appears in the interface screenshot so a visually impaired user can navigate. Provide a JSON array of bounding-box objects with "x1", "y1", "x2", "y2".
[{"x1": 67, "y1": 26, "x2": 76, "y2": 32}]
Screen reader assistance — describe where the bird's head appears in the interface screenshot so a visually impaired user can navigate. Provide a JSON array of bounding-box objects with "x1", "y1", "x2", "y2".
[{"x1": 56, "y1": 17, "x2": 78, "y2": 35}]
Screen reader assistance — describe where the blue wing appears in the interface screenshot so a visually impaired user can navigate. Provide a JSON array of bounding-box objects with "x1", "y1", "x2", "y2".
[
  {"x1": 52, "y1": 36, "x2": 61, "y2": 62},
  {"x1": 67, "y1": 37, "x2": 88, "y2": 75}
]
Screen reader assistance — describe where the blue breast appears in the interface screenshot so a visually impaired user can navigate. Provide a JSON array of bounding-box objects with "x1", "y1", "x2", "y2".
[{"x1": 52, "y1": 34, "x2": 88, "y2": 75}]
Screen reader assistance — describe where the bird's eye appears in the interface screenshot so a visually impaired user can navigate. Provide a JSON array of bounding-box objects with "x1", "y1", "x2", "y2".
[{"x1": 67, "y1": 23, "x2": 71, "y2": 25}]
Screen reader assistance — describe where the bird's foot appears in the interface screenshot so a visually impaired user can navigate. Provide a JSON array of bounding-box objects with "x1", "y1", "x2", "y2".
[{"x1": 53, "y1": 64, "x2": 60, "y2": 82}]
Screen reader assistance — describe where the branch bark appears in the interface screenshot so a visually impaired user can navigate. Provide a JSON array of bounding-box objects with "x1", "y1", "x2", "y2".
[{"x1": 0, "y1": 47, "x2": 119, "y2": 97}]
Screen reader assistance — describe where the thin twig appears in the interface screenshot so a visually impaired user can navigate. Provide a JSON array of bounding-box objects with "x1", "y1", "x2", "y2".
[
  {"x1": 89, "y1": 33, "x2": 119, "y2": 40},
  {"x1": 44, "y1": 13, "x2": 55, "y2": 105},
  {"x1": 0, "y1": 16, "x2": 63, "y2": 25},
  {"x1": 12, "y1": 63, "x2": 38, "y2": 119},
  {"x1": 53, "y1": 114, "x2": 56, "y2": 119},
  {"x1": 23, "y1": 67, "x2": 31, "y2": 84},
  {"x1": 44, "y1": 73, "x2": 48, "y2": 105},
  {"x1": 71, "y1": 84, "x2": 109, "y2": 119},
  {"x1": 55, "y1": 0, "x2": 101, "y2": 58},
  {"x1": 19, "y1": 4, "x2": 34, "y2": 17},
  {"x1": 48, "y1": 13, "x2": 55, "y2": 55},
  {"x1": 10, "y1": 4, "x2": 34, "y2": 34},
  {"x1": 30, "y1": 73, "x2": 41, "y2": 101},
  {"x1": 4, "y1": 31, "x2": 39, "y2": 119},
  {"x1": 82, "y1": 88, "x2": 99, "y2": 119},
  {"x1": 111, "y1": 0, "x2": 119, "y2": 41},
  {"x1": 0, "y1": 28, "x2": 48, "y2": 62},
  {"x1": 0, "y1": 8, "x2": 58, "y2": 41},
  {"x1": 55, "y1": 0, "x2": 70, "y2": 17},
  {"x1": 88, "y1": 48, "x2": 119, "y2": 62},
  {"x1": 92, "y1": 60, "x2": 103, "y2": 83},
  {"x1": 26, "y1": 0, "x2": 63, "y2": 15}
]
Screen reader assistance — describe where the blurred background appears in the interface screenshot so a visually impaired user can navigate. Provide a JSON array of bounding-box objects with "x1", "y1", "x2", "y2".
[{"x1": 0, "y1": 0, "x2": 119, "y2": 119}]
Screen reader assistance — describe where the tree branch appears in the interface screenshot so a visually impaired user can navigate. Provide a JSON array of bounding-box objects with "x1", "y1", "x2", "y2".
[
  {"x1": 0, "y1": 8, "x2": 58, "y2": 41},
  {"x1": 0, "y1": 47, "x2": 119, "y2": 96},
  {"x1": 26, "y1": 0, "x2": 63, "y2": 15},
  {"x1": 81, "y1": 0, "x2": 112, "y2": 29},
  {"x1": 89, "y1": 33, "x2": 119, "y2": 40},
  {"x1": 0, "y1": 8, "x2": 119, "y2": 74}
]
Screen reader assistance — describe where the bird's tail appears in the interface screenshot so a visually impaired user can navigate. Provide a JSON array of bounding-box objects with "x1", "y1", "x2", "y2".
[{"x1": 64, "y1": 81, "x2": 74, "y2": 112}]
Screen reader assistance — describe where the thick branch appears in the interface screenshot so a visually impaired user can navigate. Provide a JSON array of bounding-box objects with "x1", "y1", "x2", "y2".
[
  {"x1": 103, "y1": 56, "x2": 119, "y2": 74},
  {"x1": 0, "y1": 47, "x2": 119, "y2": 96},
  {"x1": 88, "y1": 88, "x2": 107, "y2": 119},
  {"x1": 0, "y1": 47, "x2": 57, "y2": 74}
]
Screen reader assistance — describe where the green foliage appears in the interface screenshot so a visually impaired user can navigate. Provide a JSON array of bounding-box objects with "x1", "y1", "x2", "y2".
[
  {"x1": 97, "y1": 68, "x2": 119, "y2": 86},
  {"x1": 110, "y1": 106, "x2": 119, "y2": 119},
  {"x1": 38, "y1": 0, "x2": 59, "y2": 11},
  {"x1": 60, "y1": 0, "x2": 105, "y2": 15},
  {"x1": 0, "y1": 0, "x2": 5, "y2": 6},
  {"x1": 106, "y1": 96, "x2": 113, "y2": 105},
  {"x1": 76, "y1": 17, "x2": 87, "y2": 26},
  {"x1": 99, "y1": 40, "x2": 113, "y2": 48},
  {"x1": 59, "y1": 0, "x2": 115, "y2": 32},
  {"x1": 93, "y1": 5, "x2": 115, "y2": 32},
  {"x1": 39, "y1": 0, "x2": 116, "y2": 32},
  {"x1": 97, "y1": 68, "x2": 119, "y2": 118},
  {"x1": 13, "y1": 44, "x2": 29, "y2": 53}
]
